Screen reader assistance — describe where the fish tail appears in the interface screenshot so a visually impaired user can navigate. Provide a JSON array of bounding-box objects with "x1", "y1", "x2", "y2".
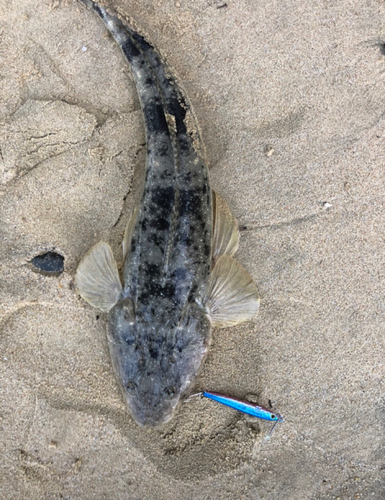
[{"x1": 80, "y1": 0, "x2": 173, "y2": 145}]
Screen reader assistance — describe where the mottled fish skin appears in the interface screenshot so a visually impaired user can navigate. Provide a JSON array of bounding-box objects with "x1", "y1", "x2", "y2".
[
  {"x1": 79, "y1": 0, "x2": 212, "y2": 426},
  {"x1": 77, "y1": 0, "x2": 260, "y2": 427}
]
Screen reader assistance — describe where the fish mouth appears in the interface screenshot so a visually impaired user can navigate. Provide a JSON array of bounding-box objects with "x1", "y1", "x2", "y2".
[
  {"x1": 132, "y1": 407, "x2": 175, "y2": 428},
  {"x1": 124, "y1": 394, "x2": 177, "y2": 428}
]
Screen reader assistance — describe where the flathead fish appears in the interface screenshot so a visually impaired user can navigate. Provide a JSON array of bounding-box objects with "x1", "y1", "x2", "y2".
[{"x1": 76, "y1": 0, "x2": 259, "y2": 427}]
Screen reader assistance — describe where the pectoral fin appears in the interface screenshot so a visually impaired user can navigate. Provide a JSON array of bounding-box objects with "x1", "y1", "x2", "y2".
[
  {"x1": 205, "y1": 255, "x2": 259, "y2": 327},
  {"x1": 122, "y1": 207, "x2": 138, "y2": 260},
  {"x1": 212, "y1": 191, "x2": 239, "y2": 262},
  {"x1": 75, "y1": 241, "x2": 122, "y2": 312}
]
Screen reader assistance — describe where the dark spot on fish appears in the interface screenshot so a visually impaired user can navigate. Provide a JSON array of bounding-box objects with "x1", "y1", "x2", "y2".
[
  {"x1": 160, "y1": 171, "x2": 173, "y2": 180},
  {"x1": 150, "y1": 216, "x2": 169, "y2": 231},
  {"x1": 141, "y1": 218, "x2": 147, "y2": 230},
  {"x1": 121, "y1": 39, "x2": 141, "y2": 60},
  {"x1": 164, "y1": 386, "x2": 176, "y2": 398},
  {"x1": 30, "y1": 251, "x2": 64, "y2": 276},
  {"x1": 204, "y1": 243, "x2": 210, "y2": 257},
  {"x1": 139, "y1": 280, "x2": 163, "y2": 303},
  {"x1": 140, "y1": 283, "x2": 175, "y2": 306},
  {"x1": 90, "y1": 2, "x2": 104, "y2": 18},
  {"x1": 155, "y1": 141, "x2": 170, "y2": 157},
  {"x1": 143, "y1": 100, "x2": 169, "y2": 134},
  {"x1": 149, "y1": 346, "x2": 158, "y2": 359},
  {"x1": 126, "y1": 380, "x2": 137, "y2": 393},
  {"x1": 177, "y1": 135, "x2": 190, "y2": 151},
  {"x1": 124, "y1": 334, "x2": 137, "y2": 346},
  {"x1": 147, "y1": 263, "x2": 158, "y2": 276},
  {"x1": 164, "y1": 282, "x2": 176, "y2": 299},
  {"x1": 182, "y1": 236, "x2": 193, "y2": 247},
  {"x1": 151, "y1": 186, "x2": 175, "y2": 210}
]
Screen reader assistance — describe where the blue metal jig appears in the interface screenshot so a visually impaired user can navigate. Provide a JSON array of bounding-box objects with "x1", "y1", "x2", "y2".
[{"x1": 200, "y1": 391, "x2": 284, "y2": 435}]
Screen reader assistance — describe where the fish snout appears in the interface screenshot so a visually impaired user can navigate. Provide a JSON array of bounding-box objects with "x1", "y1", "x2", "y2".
[{"x1": 125, "y1": 390, "x2": 177, "y2": 427}]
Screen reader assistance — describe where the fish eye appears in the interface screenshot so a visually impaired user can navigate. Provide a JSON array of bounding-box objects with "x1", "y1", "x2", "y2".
[
  {"x1": 123, "y1": 310, "x2": 133, "y2": 323},
  {"x1": 164, "y1": 386, "x2": 176, "y2": 398},
  {"x1": 126, "y1": 380, "x2": 137, "y2": 393},
  {"x1": 270, "y1": 414, "x2": 277, "y2": 420},
  {"x1": 121, "y1": 298, "x2": 135, "y2": 324}
]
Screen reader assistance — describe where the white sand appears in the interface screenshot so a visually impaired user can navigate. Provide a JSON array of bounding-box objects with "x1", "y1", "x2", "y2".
[{"x1": 0, "y1": 0, "x2": 383, "y2": 498}]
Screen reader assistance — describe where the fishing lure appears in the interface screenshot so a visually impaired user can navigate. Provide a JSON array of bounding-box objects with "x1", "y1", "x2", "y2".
[{"x1": 200, "y1": 391, "x2": 284, "y2": 434}]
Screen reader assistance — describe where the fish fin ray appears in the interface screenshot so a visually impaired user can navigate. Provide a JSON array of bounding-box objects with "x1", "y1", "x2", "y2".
[
  {"x1": 122, "y1": 207, "x2": 138, "y2": 260},
  {"x1": 212, "y1": 191, "x2": 239, "y2": 262},
  {"x1": 205, "y1": 255, "x2": 259, "y2": 327},
  {"x1": 75, "y1": 242, "x2": 122, "y2": 312}
]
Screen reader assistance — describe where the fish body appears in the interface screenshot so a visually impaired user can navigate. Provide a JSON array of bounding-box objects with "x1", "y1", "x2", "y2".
[{"x1": 76, "y1": 0, "x2": 260, "y2": 427}]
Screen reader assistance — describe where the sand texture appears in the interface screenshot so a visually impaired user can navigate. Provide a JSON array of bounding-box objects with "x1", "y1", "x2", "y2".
[{"x1": 0, "y1": 0, "x2": 384, "y2": 498}]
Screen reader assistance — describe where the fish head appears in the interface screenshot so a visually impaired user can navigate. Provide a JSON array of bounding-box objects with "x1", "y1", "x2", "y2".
[{"x1": 107, "y1": 298, "x2": 211, "y2": 427}]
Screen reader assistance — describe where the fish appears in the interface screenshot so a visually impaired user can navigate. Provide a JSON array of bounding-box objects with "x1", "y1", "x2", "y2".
[{"x1": 75, "y1": 0, "x2": 260, "y2": 427}]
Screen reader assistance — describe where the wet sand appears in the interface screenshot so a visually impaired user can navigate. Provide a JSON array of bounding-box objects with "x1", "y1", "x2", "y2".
[{"x1": 0, "y1": 0, "x2": 384, "y2": 498}]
